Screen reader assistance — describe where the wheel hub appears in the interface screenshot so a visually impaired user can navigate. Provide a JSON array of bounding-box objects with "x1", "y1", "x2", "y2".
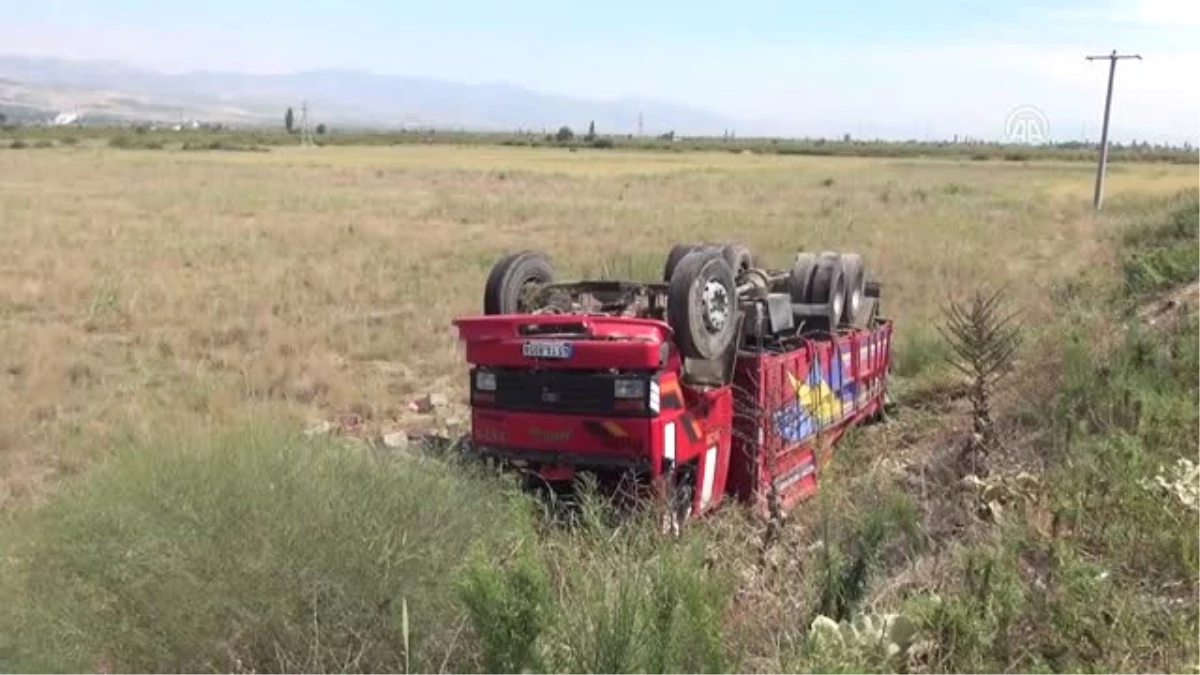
[{"x1": 701, "y1": 279, "x2": 730, "y2": 332}]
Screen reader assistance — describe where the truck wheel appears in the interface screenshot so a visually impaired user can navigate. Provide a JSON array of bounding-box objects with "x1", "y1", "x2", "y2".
[
  {"x1": 839, "y1": 253, "x2": 866, "y2": 323},
  {"x1": 483, "y1": 250, "x2": 555, "y2": 315},
  {"x1": 663, "y1": 243, "x2": 704, "y2": 282},
  {"x1": 808, "y1": 254, "x2": 847, "y2": 330},
  {"x1": 788, "y1": 252, "x2": 820, "y2": 303},
  {"x1": 720, "y1": 243, "x2": 754, "y2": 276},
  {"x1": 668, "y1": 248, "x2": 739, "y2": 360}
]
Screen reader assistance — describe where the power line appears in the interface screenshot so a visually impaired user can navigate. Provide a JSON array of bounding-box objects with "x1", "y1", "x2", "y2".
[{"x1": 1086, "y1": 49, "x2": 1141, "y2": 210}]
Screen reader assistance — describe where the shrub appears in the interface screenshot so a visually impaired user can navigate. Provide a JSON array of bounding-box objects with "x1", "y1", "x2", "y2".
[
  {"x1": 458, "y1": 548, "x2": 551, "y2": 673},
  {"x1": 1120, "y1": 192, "x2": 1199, "y2": 296},
  {"x1": 893, "y1": 326, "x2": 952, "y2": 378},
  {"x1": 457, "y1": 497, "x2": 737, "y2": 674},
  {"x1": 0, "y1": 425, "x2": 535, "y2": 673}
]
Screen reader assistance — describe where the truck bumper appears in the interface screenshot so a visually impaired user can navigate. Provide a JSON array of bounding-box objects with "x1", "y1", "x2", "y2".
[{"x1": 472, "y1": 444, "x2": 652, "y2": 475}]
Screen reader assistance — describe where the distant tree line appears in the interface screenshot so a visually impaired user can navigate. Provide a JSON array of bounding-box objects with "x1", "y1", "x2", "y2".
[{"x1": 3, "y1": 120, "x2": 1196, "y2": 164}]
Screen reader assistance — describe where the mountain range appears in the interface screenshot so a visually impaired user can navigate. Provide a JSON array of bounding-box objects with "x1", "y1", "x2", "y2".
[{"x1": 0, "y1": 55, "x2": 743, "y2": 135}]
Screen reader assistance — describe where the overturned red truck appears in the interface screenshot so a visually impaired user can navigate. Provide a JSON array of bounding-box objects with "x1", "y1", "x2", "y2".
[{"x1": 452, "y1": 243, "x2": 893, "y2": 527}]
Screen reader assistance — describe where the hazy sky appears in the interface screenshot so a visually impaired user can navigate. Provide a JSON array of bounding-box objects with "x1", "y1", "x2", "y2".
[{"x1": 3, "y1": 0, "x2": 1198, "y2": 142}]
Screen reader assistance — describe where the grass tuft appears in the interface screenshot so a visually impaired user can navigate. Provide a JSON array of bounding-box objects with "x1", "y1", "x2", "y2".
[
  {"x1": 1120, "y1": 188, "x2": 1199, "y2": 297},
  {"x1": 0, "y1": 424, "x2": 535, "y2": 673}
]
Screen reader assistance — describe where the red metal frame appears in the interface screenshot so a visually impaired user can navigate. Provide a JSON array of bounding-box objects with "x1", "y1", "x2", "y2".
[{"x1": 452, "y1": 312, "x2": 893, "y2": 520}]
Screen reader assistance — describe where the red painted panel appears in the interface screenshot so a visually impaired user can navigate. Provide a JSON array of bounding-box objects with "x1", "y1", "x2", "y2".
[
  {"x1": 472, "y1": 409, "x2": 650, "y2": 458},
  {"x1": 729, "y1": 320, "x2": 894, "y2": 517},
  {"x1": 453, "y1": 315, "x2": 675, "y2": 370}
]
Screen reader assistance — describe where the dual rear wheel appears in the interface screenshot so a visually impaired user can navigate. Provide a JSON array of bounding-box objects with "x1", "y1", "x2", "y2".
[
  {"x1": 788, "y1": 250, "x2": 867, "y2": 329},
  {"x1": 667, "y1": 243, "x2": 872, "y2": 345}
]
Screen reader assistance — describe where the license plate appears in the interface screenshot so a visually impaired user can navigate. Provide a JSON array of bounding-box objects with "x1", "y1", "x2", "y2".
[{"x1": 522, "y1": 340, "x2": 573, "y2": 360}]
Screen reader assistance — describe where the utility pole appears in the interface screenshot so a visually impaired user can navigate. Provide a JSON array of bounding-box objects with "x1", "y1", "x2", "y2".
[
  {"x1": 1086, "y1": 49, "x2": 1141, "y2": 210},
  {"x1": 299, "y1": 100, "x2": 314, "y2": 147}
]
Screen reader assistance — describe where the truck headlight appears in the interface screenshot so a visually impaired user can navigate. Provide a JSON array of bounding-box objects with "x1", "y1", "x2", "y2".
[
  {"x1": 614, "y1": 378, "x2": 645, "y2": 399},
  {"x1": 475, "y1": 371, "x2": 497, "y2": 391}
]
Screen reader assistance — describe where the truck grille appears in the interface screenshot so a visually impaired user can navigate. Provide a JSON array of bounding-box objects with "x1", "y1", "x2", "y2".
[{"x1": 471, "y1": 369, "x2": 656, "y2": 417}]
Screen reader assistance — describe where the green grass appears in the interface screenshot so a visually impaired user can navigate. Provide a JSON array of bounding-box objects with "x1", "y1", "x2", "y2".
[
  {"x1": 892, "y1": 325, "x2": 954, "y2": 379},
  {"x1": 458, "y1": 499, "x2": 737, "y2": 674},
  {"x1": 1120, "y1": 192, "x2": 1200, "y2": 296},
  {"x1": 906, "y1": 309, "x2": 1198, "y2": 672},
  {"x1": 0, "y1": 425, "x2": 537, "y2": 673}
]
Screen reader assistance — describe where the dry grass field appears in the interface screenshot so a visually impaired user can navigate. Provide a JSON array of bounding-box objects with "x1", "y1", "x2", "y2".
[
  {"x1": 0, "y1": 144, "x2": 1196, "y2": 509},
  {"x1": 1, "y1": 143, "x2": 1197, "y2": 673}
]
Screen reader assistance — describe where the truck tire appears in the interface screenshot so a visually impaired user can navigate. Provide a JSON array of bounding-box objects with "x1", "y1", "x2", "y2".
[
  {"x1": 808, "y1": 254, "x2": 847, "y2": 330},
  {"x1": 788, "y1": 252, "x2": 820, "y2": 303},
  {"x1": 668, "y1": 248, "x2": 739, "y2": 360},
  {"x1": 663, "y1": 243, "x2": 702, "y2": 282},
  {"x1": 720, "y1": 243, "x2": 754, "y2": 276},
  {"x1": 839, "y1": 253, "x2": 866, "y2": 323},
  {"x1": 483, "y1": 250, "x2": 555, "y2": 315}
]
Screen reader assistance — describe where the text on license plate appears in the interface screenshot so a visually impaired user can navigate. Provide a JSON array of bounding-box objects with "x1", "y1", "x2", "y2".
[{"x1": 522, "y1": 340, "x2": 574, "y2": 359}]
